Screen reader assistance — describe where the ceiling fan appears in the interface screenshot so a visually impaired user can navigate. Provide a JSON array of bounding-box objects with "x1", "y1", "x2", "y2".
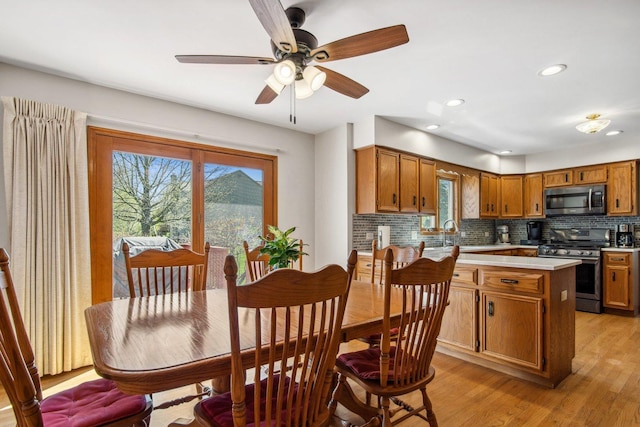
[{"x1": 175, "y1": 0, "x2": 409, "y2": 105}]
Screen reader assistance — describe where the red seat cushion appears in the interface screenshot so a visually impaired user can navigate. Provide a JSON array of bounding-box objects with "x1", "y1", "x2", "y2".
[
  {"x1": 198, "y1": 375, "x2": 295, "y2": 427},
  {"x1": 337, "y1": 347, "x2": 407, "y2": 381},
  {"x1": 40, "y1": 378, "x2": 148, "y2": 427}
]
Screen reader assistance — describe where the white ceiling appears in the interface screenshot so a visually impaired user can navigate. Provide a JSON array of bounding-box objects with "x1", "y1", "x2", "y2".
[{"x1": 1, "y1": 0, "x2": 639, "y2": 156}]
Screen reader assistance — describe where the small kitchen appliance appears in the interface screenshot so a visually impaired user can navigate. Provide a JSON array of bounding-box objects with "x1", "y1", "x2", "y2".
[
  {"x1": 616, "y1": 224, "x2": 634, "y2": 248},
  {"x1": 496, "y1": 224, "x2": 510, "y2": 244},
  {"x1": 520, "y1": 221, "x2": 544, "y2": 245}
]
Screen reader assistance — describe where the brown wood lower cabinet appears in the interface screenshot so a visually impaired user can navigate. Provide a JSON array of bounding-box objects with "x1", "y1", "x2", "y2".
[
  {"x1": 437, "y1": 263, "x2": 576, "y2": 388},
  {"x1": 603, "y1": 251, "x2": 639, "y2": 315}
]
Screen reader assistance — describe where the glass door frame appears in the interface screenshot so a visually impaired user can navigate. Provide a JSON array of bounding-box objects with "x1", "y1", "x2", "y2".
[{"x1": 88, "y1": 127, "x2": 277, "y2": 304}]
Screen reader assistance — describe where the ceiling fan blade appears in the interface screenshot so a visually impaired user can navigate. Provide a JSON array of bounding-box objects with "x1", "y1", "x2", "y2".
[
  {"x1": 316, "y1": 66, "x2": 369, "y2": 99},
  {"x1": 176, "y1": 55, "x2": 274, "y2": 65},
  {"x1": 248, "y1": 0, "x2": 298, "y2": 53},
  {"x1": 255, "y1": 85, "x2": 280, "y2": 104},
  {"x1": 311, "y1": 25, "x2": 409, "y2": 62}
]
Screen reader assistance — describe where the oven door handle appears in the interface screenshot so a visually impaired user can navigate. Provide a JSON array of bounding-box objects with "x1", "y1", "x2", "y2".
[{"x1": 588, "y1": 188, "x2": 592, "y2": 211}]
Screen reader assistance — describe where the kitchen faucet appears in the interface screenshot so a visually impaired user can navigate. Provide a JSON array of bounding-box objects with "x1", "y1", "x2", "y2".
[{"x1": 442, "y1": 219, "x2": 459, "y2": 247}]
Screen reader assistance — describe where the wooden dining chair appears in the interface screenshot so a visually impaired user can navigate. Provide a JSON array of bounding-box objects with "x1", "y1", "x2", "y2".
[
  {"x1": 123, "y1": 241, "x2": 212, "y2": 406},
  {"x1": 0, "y1": 248, "x2": 153, "y2": 426},
  {"x1": 370, "y1": 240, "x2": 425, "y2": 285},
  {"x1": 330, "y1": 246, "x2": 459, "y2": 427},
  {"x1": 123, "y1": 241, "x2": 211, "y2": 297},
  {"x1": 193, "y1": 250, "x2": 358, "y2": 427},
  {"x1": 242, "y1": 240, "x2": 270, "y2": 282}
]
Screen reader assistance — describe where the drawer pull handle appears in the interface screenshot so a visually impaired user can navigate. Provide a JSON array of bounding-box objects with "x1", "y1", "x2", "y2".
[
  {"x1": 611, "y1": 257, "x2": 625, "y2": 261},
  {"x1": 500, "y1": 278, "x2": 519, "y2": 284},
  {"x1": 453, "y1": 273, "x2": 460, "y2": 277},
  {"x1": 488, "y1": 301, "x2": 494, "y2": 317}
]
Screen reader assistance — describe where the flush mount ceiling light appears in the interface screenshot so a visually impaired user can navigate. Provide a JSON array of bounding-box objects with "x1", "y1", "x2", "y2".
[
  {"x1": 606, "y1": 130, "x2": 623, "y2": 136},
  {"x1": 425, "y1": 124, "x2": 440, "y2": 130},
  {"x1": 499, "y1": 150, "x2": 512, "y2": 154},
  {"x1": 575, "y1": 114, "x2": 611, "y2": 134},
  {"x1": 538, "y1": 64, "x2": 567, "y2": 77},
  {"x1": 445, "y1": 98, "x2": 465, "y2": 107}
]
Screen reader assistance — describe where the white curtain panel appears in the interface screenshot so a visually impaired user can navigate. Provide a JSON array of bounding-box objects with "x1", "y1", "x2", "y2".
[{"x1": 2, "y1": 96, "x2": 92, "y2": 375}]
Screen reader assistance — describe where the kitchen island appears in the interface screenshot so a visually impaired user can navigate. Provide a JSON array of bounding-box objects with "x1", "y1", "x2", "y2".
[
  {"x1": 432, "y1": 250, "x2": 579, "y2": 388},
  {"x1": 355, "y1": 246, "x2": 579, "y2": 387}
]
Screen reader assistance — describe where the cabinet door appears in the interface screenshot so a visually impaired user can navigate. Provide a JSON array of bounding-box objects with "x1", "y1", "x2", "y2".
[
  {"x1": 603, "y1": 253, "x2": 632, "y2": 310},
  {"x1": 439, "y1": 287, "x2": 477, "y2": 351},
  {"x1": 524, "y1": 173, "x2": 544, "y2": 218},
  {"x1": 500, "y1": 175, "x2": 523, "y2": 218},
  {"x1": 399, "y1": 154, "x2": 419, "y2": 213},
  {"x1": 480, "y1": 291, "x2": 543, "y2": 370},
  {"x1": 480, "y1": 173, "x2": 499, "y2": 217},
  {"x1": 544, "y1": 170, "x2": 573, "y2": 187},
  {"x1": 575, "y1": 164, "x2": 607, "y2": 184},
  {"x1": 376, "y1": 149, "x2": 400, "y2": 212},
  {"x1": 461, "y1": 174, "x2": 480, "y2": 219},
  {"x1": 419, "y1": 159, "x2": 436, "y2": 214},
  {"x1": 608, "y1": 161, "x2": 636, "y2": 216}
]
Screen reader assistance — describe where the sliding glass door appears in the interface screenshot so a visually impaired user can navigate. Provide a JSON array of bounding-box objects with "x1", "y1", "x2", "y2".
[{"x1": 88, "y1": 127, "x2": 277, "y2": 303}]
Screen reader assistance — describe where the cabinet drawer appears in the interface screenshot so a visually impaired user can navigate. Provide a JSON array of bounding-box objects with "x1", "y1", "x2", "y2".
[
  {"x1": 479, "y1": 270, "x2": 544, "y2": 293},
  {"x1": 604, "y1": 252, "x2": 630, "y2": 265},
  {"x1": 452, "y1": 266, "x2": 478, "y2": 285}
]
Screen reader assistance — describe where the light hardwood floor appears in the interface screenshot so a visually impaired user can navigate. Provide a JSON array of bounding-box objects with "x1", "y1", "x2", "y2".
[{"x1": 2, "y1": 311, "x2": 640, "y2": 426}]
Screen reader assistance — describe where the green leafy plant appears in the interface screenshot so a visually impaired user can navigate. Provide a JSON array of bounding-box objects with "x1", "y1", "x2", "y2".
[{"x1": 259, "y1": 225, "x2": 307, "y2": 269}]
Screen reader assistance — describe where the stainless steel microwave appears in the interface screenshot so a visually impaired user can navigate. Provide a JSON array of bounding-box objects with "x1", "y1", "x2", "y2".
[{"x1": 544, "y1": 185, "x2": 606, "y2": 216}]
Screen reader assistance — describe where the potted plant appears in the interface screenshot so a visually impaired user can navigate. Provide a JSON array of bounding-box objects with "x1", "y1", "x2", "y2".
[{"x1": 259, "y1": 225, "x2": 307, "y2": 269}]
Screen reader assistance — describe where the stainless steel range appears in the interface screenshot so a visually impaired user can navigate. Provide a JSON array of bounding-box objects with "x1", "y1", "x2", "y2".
[{"x1": 538, "y1": 228, "x2": 611, "y2": 313}]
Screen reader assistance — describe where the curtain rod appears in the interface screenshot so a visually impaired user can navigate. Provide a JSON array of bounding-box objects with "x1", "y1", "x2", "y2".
[{"x1": 87, "y1": 114, "x2": 284, "y2": 153}]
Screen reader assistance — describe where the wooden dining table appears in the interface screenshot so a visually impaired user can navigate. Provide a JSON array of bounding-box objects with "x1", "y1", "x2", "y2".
[{"x1": 85, "y1": 280, "x2": 401, "y2": 396}]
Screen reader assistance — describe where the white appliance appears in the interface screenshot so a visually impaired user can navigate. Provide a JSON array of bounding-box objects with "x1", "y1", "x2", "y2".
[{"x1": 377, "y1": 226, "x2": 390, "y2": 248}]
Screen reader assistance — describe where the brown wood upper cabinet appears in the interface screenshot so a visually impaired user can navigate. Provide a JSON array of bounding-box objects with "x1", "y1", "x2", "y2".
[
  {"x1": 608, "y1": 161, "x2": 637, "y2": 216},
  {"x1": 575, "y1": 164, "x2": 608, "y2": 185},
  {"x1": 544, "y1": 164, "x2": 608, "y2": 188},
  {"x1": 524, "y1": 173, "x2": 544, "y2": 218},
  {"x1": 356, "y1": 146, "x2": 436, "y2": 214},
  {"x1": 399, "y1": 154, "x2": 420, "y2": 213},
  {"x1": 543, "y1": 169, "x2": 573, "y2": 187},
  {"x1": 500, "y1": 175, "x2": 524, "y2": 218},
  {"x1": 480, "y1": 173, "x2": 499, "y2": 218},
  {"x1": 419, "y1": 159, "x2": 437, "y2": 214}
]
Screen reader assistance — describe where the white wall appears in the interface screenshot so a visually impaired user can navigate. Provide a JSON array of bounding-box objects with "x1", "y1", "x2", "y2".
[
  {"x1": 525, "y1": 140, "x2": 640, "y2": 173},
  {"x1": 314, "y1": 124, "x2": 354, "y2": 269},
  {"x1": 0, "y1": 62, "x2": 316, "y2": 268}
]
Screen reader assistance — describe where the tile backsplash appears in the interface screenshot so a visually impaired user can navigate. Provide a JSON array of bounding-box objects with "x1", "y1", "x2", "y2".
[{"x1": 352, "y1": 214, "x2": 640, "y2": 251}]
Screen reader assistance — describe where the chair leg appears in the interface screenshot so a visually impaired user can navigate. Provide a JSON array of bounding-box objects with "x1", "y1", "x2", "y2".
[
  {"x1": 380, "y1": 396, "x2": 392, "y2": 427},
  {"x1": 420, "y1": 387, "x2": 438, "y2": 427}
]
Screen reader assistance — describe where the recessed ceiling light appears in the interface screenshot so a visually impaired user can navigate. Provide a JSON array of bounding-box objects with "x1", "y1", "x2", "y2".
[
  {"x1": 606, "y1": 130, "x2": 623, "y2": 136},
  {"x1": 445, "y1": 99, "x2": 465, "y2": 107},
  {"x1": 499, "y1": 150, "x2": 512, "y2": 155},
  {"x1": 538, "y1": 64, "x2": 567, "y2": 77},
  {"x1": 425, "y1": 124, "x2": 440, "y2": 130}
]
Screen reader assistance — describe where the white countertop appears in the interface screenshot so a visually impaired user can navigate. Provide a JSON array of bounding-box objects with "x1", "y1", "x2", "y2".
[
  {"x1": 454, "y1": 253, "x2": 581, "y2": 270},
  {"x1": 602, "y1": 247, "x2": 640, "y2": 253}
]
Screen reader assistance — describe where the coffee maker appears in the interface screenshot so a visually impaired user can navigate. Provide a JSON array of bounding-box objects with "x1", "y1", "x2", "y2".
[
  {"x1": 521, "y1": 221, "x2": 543, "y2": 245},
  {"x1": 616, "y1": 224, "x2": 634, "y2": 248},
  {"x1": 496, "y1": 225, "x2": 510, "y2": 244}
]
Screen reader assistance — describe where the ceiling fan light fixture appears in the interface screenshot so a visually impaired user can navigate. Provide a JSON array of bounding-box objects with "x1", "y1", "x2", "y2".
[
  {"x1": 295, "y1": 79, "x2": 314, "y2": 99},
  {"x1": 303, "y1": 66, "x2": 326, "y2": 91},
  {"x1": 265, "y1": 74, "x2": 285, "y2": 94},
  {"x1": 575, "y1": 114, "x2": 611, "y2": 134},
  {"x1": 273, "y1": 60, "x2": 296, "y2": 85}
]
